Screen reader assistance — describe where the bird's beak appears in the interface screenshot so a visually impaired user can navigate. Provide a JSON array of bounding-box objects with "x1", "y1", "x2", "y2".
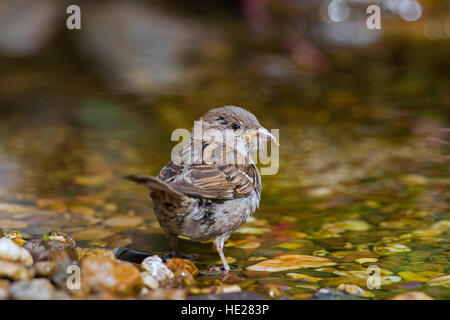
[{"x1": 244, "y1": 127, "x2": 279, "y2": 146}]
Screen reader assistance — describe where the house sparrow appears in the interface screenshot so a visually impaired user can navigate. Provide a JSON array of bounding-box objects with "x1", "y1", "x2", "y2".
[{"x1": 126, "y1": 106, "x2": 278, "y2": 272}]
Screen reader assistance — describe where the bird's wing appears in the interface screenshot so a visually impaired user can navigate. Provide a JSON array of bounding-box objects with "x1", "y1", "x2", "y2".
[{"x1": 158, "y1": 141, "x2": 260, "y2": 200}]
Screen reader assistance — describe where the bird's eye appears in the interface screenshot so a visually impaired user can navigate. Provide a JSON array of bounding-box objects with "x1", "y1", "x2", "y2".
[{"x1": 231, "y1": 123, "x2": 241, "y2": 130}]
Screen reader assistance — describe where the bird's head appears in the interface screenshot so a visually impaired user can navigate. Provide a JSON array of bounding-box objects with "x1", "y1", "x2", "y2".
[{"x1": 198, "y1": 106, "x2": 278, "y2": 157}]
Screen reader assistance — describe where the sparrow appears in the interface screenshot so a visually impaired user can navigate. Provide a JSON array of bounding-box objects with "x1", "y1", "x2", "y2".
[{"x1": 126, "y1": 106, "x2": 278, "y2": 272}]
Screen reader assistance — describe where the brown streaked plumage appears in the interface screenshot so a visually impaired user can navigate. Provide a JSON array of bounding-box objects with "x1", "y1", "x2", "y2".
[{"x1": 126, "y1": 106, "x2": 277, "y2": 272}]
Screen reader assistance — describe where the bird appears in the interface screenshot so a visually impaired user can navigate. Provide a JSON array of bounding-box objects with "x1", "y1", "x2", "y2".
[{"x1": 126, "y1": 106, "x2": 278, "y2": 272}]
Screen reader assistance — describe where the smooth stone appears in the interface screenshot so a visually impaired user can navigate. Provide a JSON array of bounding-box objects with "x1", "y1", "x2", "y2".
[
  {"x1": 390, "y1": 291, "x2": 434, "y2": 300},
  {"x1": 70, "y1": 206, "x2": 95, "y2": 216},
  {"x1": 103, "y1": 215, "x2": 143, "y2": 228},
  {"x1": 165, "y1": 258, "x2": 199, "y2": 277},
  {"x1": 286, "y1": 273, "x2": 322, "y2": 282},
  {"x1": 81, "y1": 255, "x2": 143, "y2": 295},
  {"x1": 0, "y1": 238, "x2": 33, "y2": 266},
  {"x1": 141, "y1": 272, "x2": 159, "y2": 290},
  {"x1": 336, "y1": 284, "x2": 364, "y2": 296},
  {"x1": 235, "y1": 227, "x2": 271, "y2": 235},
  {"x1": 246, "y1": 254, "x2": 336, "y2": 272},
  {"x1": 9, "y1": 279, "x2": 54, "y2": 300},
  {"x1": 373, "y1": 243, "x2": 411, "y2": 255},
  {"x1": 426, "y1": 275, "x2": 450, "y2": 288},
  {"x1": 36, "y1": 199, "x2": 67, "y2": 213},
  {"x1": 0, "y1": 220, "x2": 28, "y2": 229},
  {"x1": 141, "y1": 255, "x2": 174, "y2": 281},
  {"x1": 72, "y1": 229, "x2": 114, "y2": 241},
  {"x1": 0, "y1": 280, "x2": 9, "y2": 299}
]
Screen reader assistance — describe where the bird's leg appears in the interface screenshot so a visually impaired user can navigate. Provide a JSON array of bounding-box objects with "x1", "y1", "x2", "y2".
[
  {"x1": 168, "y1": 234, "x2": 180, "y2": 258},
  {"x1": 213, "y1": 236, "x2": 230, "y2": 273}
]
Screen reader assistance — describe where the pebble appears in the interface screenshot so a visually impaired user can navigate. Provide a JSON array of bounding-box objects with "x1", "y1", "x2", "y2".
[
  {"x1": 141, "y1": 272, "x2": 159, "y2": 290},
  {"x1": 426, "y1": 275, "x2": 450, "y2": 288},
  {"x1": 235, "y1": 227, "x2": 271, "y2": 235},
  {"x1": 246, "y1": 254, "x2": 336, "y2": 272},
  {"x1": 400, "y1": 174, "x2": 429, "y2": 186},
  {"x1": 72, "y1": 229, "x2": 114, "y2": 241},
  {"x1": 165, "y1": 258, "x2": 199, "y2": 277},
  {"x1": 0, "y1": 238, "x2": 33, "y2": 266},
  {"x1": 36, "y1": 199, "x2": 67, "y2": 213},
  {"x1": 103, "y1": 215, "x2": 143, "y2": 228},
  {"x1": 0, "y1": 280, "x2": 9, "y2": 299},
  {"x1": 321, "y1": 219, "x2": 370, "y2": 234},
  {"x1": 35, "y1": 261, "x2": 56, "y2": 277},
  {"x1": 373, "y1": 243, "x2": 411, "y2": 255},
  {"x1": 81, "y1": 255, "x2": 143, "y2": 295},
  {"x1": 70, "y1": 206, "x2": 95, "y2": 216},
  {"x1": 273, "y1": 242, "x2": 303, "y2": 250},
  {"x1": 47, "y1": 230, "x2": 76, "y2": 248},
  {"x1": 398, "y1": 271, "x2": 430, "y2": 282},
  {"x1": 141, "y1": 255, "x2": 174, "y2": 281},
  {"x1": 390, "y1": 291, "x2": 434, "y2": 300},
  {"x1": 9, "y1": 279, "x2": 55, "y2": 300},
  {"x1": 336, "y1": 284, "x2": 364, "y2": 296},
  {"x1": 355, "y1": 258, "x2": 378, "y2": 264},
  {"x1": 286, "y1": 273, "x2": 322, "y2": 282},
  {"x1": 0, "y1": 220, "x2": 28, "y2": 229}
]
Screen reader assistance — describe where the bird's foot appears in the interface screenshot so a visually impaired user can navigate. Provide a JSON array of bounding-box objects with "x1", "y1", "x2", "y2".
[{"x1": 208, "y1": 264, "x2": 235, "y2": 274}]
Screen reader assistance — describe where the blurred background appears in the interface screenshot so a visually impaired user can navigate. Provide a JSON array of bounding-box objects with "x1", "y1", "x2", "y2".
[{"x1": 0, "y1": 0, "x2": 449, "y2": 299}]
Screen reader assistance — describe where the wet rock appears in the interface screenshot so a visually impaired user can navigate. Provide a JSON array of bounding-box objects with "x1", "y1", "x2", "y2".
[
  {"x1": 46, "y1": 230, "x2": 76, "y2": 248},
  {"x1": 70, "y1": 206, "x2": 95, "y2": 216},
  {"x1": 286, "y1": 273, "x2": 321, "y2": 282},
  {"x1": 24, "y1": 238, "x2": 78, "y2": 262},
  {"x1": 141, "y1": 272, "x2": 159, "y2": 290},
  {"x1": 35, "y1": 261, "x2": 56, "y2": 277},
  {"x1": 214, "y1": 256, "x2": 236, "y2": 265},
  {"x1": 71, "y1": 229, "x2": 114, "y2": 241},
  {"x1": 81, "y1": 255, "x2": 143, "y2": 296},
  {"x1": 0, "y1": 237, "x2": 33, "y2": 266},
  {"x1": 165, "y1": 258, "x2": 198, "y2": 277},
  {"x1": 373, "y1": 243, "x2": 411, "y2": 255},
  {"x1": 0, "y1": 220, "x2": 28, "y2": 229},
  {"x1": 400, "y1": 174, "x2": 429, "y2": 186},
  {"x1": 336, "y1": 284, "x2": 364, "y2": 296},
  {"x1": 398, "y1": 271, "x2": 430, "y2": 282},
  {"x1": 3, "y1": 231, "x2": 26, "y2": 246},
  {"x1": 36, "y1": 199, "x2": 67, "y2": 213},
  {"x1": 221, "y1": 272, "x2": 241, "y2": 283},
  {"x1": 0, "y1": 280, "x2": 9, "y2": 299},
  {"x1": 225, "y1": 239, "x2": 261, "y2": 249},
  {"x1": 103, "y1": 215, "x2": 143, "y2": 228},
  {"x1": 76, "y1": 247, "x2": 116, "y2": 260},
  {"x1": 114, "y1": 247, "x2": 152, "y2": 263},
  {"x1": 141, "y1": 255, "x2": 174, "y2": 281},
  {"x1": 235, "y1": 227, "x2": 271, "y2": 235},
  {"x1": 412, "y1": 220, "x2": 450, "y2": 238},
  {"x1": 273, "y1": 242, "x2": 303, "y2": 250},
  {"x1": 162, "y1": 269, "x2": 196, "y2": 288},
  {"x1": 9, "y1": 279, "x2": 55, "y2": 300},
  {"x1": 321, "y1": 219, "x2": 371, "y2": 234},
  {"x1": 312, "y1": 288, "x2": 347, "y2": 300},
  {"x1": 426, "y1": 275, "x2": 450, "y2": 288},
  {"x1": 246, "y1": 254, "x2": 336, "y2": 272},
  {"x1": 390, "y1": 292, "x2": 434, "y2": 300},
  {"x1": 355, "y1": 258, "x2": 378, "y2": 264}
]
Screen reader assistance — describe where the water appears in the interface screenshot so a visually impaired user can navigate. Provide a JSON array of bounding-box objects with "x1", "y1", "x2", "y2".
[{"x1": 0, "y1": 8, "x2": 449, "y2": 299}]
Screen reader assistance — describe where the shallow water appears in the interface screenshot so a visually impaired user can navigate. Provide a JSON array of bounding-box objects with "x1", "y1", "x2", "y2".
[{"x1": 0, "y1": 16, "x2": 449, "y2": 299}]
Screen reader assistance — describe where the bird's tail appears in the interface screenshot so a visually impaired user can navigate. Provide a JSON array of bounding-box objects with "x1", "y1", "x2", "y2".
[{"x1": 125, "y1": 174, "x2": 184, "y2": 202}]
